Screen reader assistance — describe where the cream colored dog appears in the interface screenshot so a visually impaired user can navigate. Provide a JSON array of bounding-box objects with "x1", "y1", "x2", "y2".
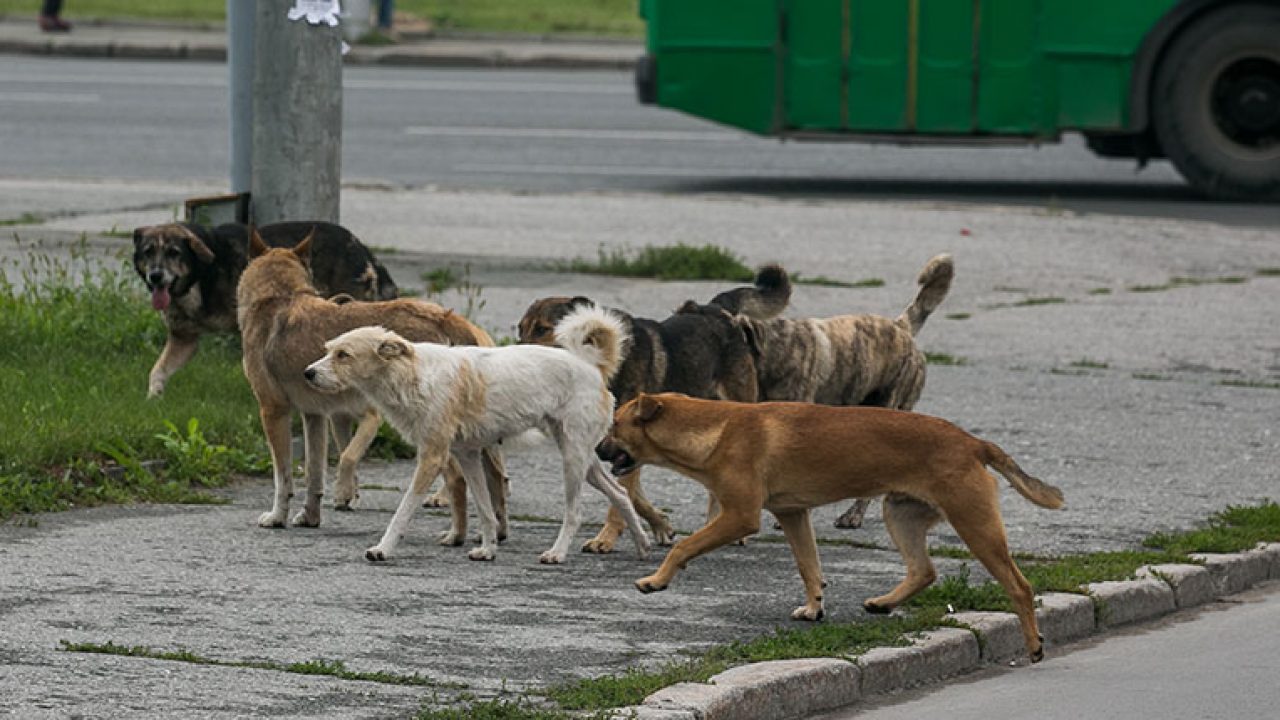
[{"x1": 305, "y1": 305, "x2": 651, "y2": 564}]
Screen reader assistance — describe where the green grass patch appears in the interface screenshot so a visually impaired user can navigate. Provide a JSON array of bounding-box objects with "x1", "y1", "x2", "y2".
[
  {"x1": 1132, "y1": 372, "x2": 1172, "y2": 382},
  {"x1": 1068, "y1": 359, "x2": 1109, "y2": 370},
  {"x1": 422, "y1": 267, "x2": 459, "y2": 294},
  {"x1": 60, "y1": 640, "x2": 454, "y2": 687},
  {"x1": 1012, "y1": 296, "x2": 1066, "y2": 307},
  {"x1": 1144, "y1": 502, "x2": 1280, "y2": 554},
  {"x1": 0, "y1": 212, "x2": 43, "y2": 226},
  {"x1": 792, "y1": 274, "x2": 884, "y2": 289},
  {"x1": 568, "y1": 244, "x2": 754, "y2": 282},
  {"x1": 1216, "y1": 379, "x2": 1280, "y2": 391},
  {"x1": 0, "y1": 0, "x2": 644, "y2": 36},
  {"x1": 925, "y1": 352, "x2": 967, "y2": 366},
  {"x1": 0, "y1": 243, "x2": 266, "y2": 518},
  {"x1": 1258, "y1": 267, "x2": 1280, "y2": 277},
  {"x1": 1129, "y1": 276, "x2": 1249, "y2": 293},
  {"x1": 545, "y1": 610, "x2": 949, "y2": 710},
  {"x1": 1087, "y1": 287, "x2": 1112, "y2": 295},
  {"x1": 417, "y1": 697, "x2": 593, "y2": 720},
  {"x1": 945, "y1": 312, "x2": 971, "y2": 321}
]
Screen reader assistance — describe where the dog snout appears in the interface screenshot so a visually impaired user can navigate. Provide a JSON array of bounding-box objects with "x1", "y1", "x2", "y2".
[
  {"x1": 146, "y1": 269, "x2": 165, "y2": 287},
  {"x1": 304, "y1": 367, "x2": 317, "y2": 383}
]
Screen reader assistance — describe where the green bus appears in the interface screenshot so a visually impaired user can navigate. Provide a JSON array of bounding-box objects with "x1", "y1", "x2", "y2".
[{"x1": 634, "y1": 0, "x2": 1280, "y2": 199}]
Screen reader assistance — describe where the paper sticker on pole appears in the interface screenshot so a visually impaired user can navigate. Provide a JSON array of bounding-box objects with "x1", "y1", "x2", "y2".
[{"x1": 288, "y1": 0, "x2": 341, "y2": 27}]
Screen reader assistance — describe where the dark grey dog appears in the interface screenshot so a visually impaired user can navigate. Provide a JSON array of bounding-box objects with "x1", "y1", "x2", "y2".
[{"x1": 132, "y1": 221, "x2": 398, "y2": 397}]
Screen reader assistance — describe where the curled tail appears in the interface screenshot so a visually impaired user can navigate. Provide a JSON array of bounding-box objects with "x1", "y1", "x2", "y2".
[
  {"x1": 896, "y1": 254, "x2": 954, "y2": 336},
  {"x1": 709, "y1": 263, "x2": 792, "y2": 319},
  {"x1": 554, "y1": 304, "x2": 629, "y2": 382},
  {"x1": 982, "y1": 441, "x2": 1065, "y2": 510}
]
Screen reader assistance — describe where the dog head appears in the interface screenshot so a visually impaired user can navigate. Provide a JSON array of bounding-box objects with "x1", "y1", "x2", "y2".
[
  {"x1": 304, "y1": 325, "x2": 413, "y2": 394},
  {"x1": 237, "y1": 227, "x2": 319, "y2": 310},
  {"x1": 132, "y1": 223, "x2": 216, "y2": 311},
  {"x1": 517, "y1": 295, "x2": 594, "y2": 346},
  {"x1": 598, "y1": 393, "x2": 670, "y2": 476}
]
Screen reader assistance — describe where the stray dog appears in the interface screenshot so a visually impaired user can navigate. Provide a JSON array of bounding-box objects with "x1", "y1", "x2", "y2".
[
  {"x1": 714, "y1": 254, "x2": 954, "y2": 530},
  {"x1": 238, "y1": 229, "x2": 504, "y2": 538},
  {"x1": 516, "y1": 265, "x2": 791, "y2": 552},
  {"x1": 601, "y1": 393, "x2": 1064, "y2": 663},
  {"x1": 132, "y1": 221, "x2": 397, "y2": 397},
  {"x1": 305, "y1": 305, "x2": 651, "y2": 564}
]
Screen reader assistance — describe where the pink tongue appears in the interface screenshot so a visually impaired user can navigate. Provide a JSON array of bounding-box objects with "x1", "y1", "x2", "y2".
[{"x1": 151, "y1": 287, "x2": 171, "y2": 311}]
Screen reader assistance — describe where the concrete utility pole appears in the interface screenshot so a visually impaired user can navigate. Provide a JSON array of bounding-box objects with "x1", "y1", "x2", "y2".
[
  {"x1": 250, "y1": 1, "x2": 344, "y2": 225},
  {"x1": 227, "y1": 0, "x2": 253, "y2": 195}
]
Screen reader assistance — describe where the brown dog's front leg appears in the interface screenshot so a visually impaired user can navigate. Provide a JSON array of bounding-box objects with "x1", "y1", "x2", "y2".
[
  {"x1": 148, "y1": 332, "x2": 199, "y2": 398},
  {"x1": 256, "y1": 405, "x2": 294, "y2": 528},
  {"x1": 636, "y1": 509, "x2": 759, "y2": 593},
  {"x1": 774, "y1": 509, "x2": 826, "y2": 620},
  {"x1": 583, "y1": 469, "x2": 671, "y2": 553}
]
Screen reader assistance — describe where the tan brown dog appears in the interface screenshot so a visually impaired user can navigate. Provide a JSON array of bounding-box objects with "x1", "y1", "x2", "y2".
[
  {"x1": 238, "y1": 229, "x2": 505, "y2": 539},
  {"x1": 601, "y1": 393, "x2": 1065, "y2": 663}
]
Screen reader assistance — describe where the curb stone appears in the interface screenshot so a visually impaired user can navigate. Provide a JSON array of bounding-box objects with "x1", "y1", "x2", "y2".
[{"x1": 613, "y1": 549, "x2": 1279, "y2": 720}]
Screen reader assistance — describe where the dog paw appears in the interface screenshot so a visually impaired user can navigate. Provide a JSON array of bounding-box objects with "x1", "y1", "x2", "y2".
[
  {"x1": 538, "y1": 550, "x2": 567, "y2": 565},
  {"x1": 365, "y1": 546, "x2": 388, "y2": 562},
  {"x1": 437, "y1": 530, "x2": 464, "y2": 546},
  {"x1": 422, "y1": 491, "x2": 450, "y2": 508},
  {"x1": 634, "y1": 576, "x2": 668, "y2": 594},
  {"x1": 862, "y1": 600, "x2": 893, "y2": 615},
  {"x1": 332, "y1": 501, "x2": 354, "y2": 512},
  {"x1": 468, "y1": 547, "x2": 496, "y2": 562},
  {"x1": 580, "y1": 537, "x2": 617, "y2": 554},
  {"x1": 257, "y1": 511, "x2": 287, "y2": 528},
  {"x1": 290, "y1": 509, "x2": 321, "y2": 528},
  {"x1": 791, "y1": 604, "x2": 825, "y2": 621},
  {"x1": 833, "y1": 514, "x2": 864, "y2": 530},
  {"x1": 653, "y1": 528, "x2": 676, "y2": 546}
]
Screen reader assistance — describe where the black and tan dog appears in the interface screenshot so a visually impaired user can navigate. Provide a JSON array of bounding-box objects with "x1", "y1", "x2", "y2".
[
  {"x1": 516, "y1": 265, "x2": 791, "y2": 552},
  {"x1": 694, "y1": 254, "x2": 954, "y2": 530},
  {"x1": 601, "y1": 393, "x2": 1065, "y2": 663},
  {"x1": 132, "y1": 221, "x2": 397, "y2": 397},
  {"x1": 238, "y1": 229, "x2": 505, "y2": 535}
]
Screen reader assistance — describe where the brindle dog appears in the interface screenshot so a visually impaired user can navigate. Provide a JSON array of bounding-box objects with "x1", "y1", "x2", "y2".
[
  {"x1": 132, "y1": 221, "x2": 397, "y2": 398},
  {"x1": 698, "y1": 254, "x2": 955, "y2": 530},
  {"x1": 516, "y1": 265, "x2": 792, "y2": 552}
]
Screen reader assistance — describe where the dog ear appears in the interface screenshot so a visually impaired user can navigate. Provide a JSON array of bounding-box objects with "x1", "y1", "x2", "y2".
[
  {"x1": 635, "y1": 394, "x2": 664, "y2": 423},
  {"x1": 569, "y1": 296, "x2": 593, "y2": 309},
  {"x1": 132, "y1": 226, "x2": 147, "y2": 249},
  {"x1": 377, "y1": 337, "x2": 407, "y2": 360},
  {"x1": 248, "y1": 226, "x2": 270, "y2": 258},
  {"x1": 179, "y1": 225, "x2": 216, "y2": 263},
  {"x1": 675, "y1": 300, "x2": 699, "y2": 314},
  {"x1": 292, "y1": 227, "x2": 317, "y2": 263}
]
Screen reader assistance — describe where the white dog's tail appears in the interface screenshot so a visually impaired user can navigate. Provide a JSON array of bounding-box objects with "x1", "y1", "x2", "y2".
[{"x1": 554, "y1": 303, "x2": 629, "y2": 382}]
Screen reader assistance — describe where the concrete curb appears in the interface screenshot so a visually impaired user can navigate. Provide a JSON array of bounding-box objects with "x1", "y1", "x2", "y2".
[
  {"x1": 611, "y1": 544, "x2": 1280, "y2": 720},
  {"x1": 0, "y1": 34, "x2": 638, "y2": 70}
]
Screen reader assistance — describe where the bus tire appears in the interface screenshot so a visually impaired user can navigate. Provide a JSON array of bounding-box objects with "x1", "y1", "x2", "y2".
[{"x1": 1152, "y1": 3, "x2": 1280, "y2": 200}]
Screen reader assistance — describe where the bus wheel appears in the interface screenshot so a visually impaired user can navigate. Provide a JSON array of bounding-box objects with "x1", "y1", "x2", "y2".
[{"x1": 1153, "y1": 4, "x2": 1280, "y2": 200}]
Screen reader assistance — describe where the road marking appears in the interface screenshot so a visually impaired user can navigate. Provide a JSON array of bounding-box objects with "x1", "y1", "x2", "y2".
[
  {"x1": 406, "y1": 127, "x2": 745, "y2": 142},
  {"x1": 0, "y1": 91, "x2": 99, "y2": 103}
]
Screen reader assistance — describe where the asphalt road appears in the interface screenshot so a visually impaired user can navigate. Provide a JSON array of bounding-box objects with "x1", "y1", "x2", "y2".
[
  {"x1": 1, "y1": 56, "x2": 1278, "y2": 228},
  {"x1": 813, "y1": 581, "x2": 1280, "y2": 720}
]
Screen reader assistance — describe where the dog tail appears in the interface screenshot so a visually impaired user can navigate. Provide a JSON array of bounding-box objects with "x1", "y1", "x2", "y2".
[
  {"x1": 982, "y1": 441, "x2": 1065, "y2": 510},
  {"x1": 554, "y1": 304, "x2": 629, "y2": 382},
  {"x1": 709, "y1": 264, "x2": 792, "y2": 319},
  {"x1": 896, "y1": 254, "x2": 954, "y2": 336}
]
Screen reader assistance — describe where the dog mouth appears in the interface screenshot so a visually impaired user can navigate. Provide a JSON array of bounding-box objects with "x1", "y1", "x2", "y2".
[
  {"x1": 150, "y1": 285, "x2": 172, "y2": 311},
  {"x1": 605, "y1": 448, "x2": 638, "y2": 476}
]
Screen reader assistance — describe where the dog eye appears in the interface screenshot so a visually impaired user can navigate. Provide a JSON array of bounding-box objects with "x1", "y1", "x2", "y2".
[
  {"x1": 165, "y1": 247, "x2": 181, "y2": 257},
  {"x1": 336, "y1": 350, "x2": 350, "y2": 360}
]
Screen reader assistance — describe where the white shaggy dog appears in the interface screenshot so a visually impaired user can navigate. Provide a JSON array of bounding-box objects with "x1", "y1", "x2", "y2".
[{"x1": 305, "y1": 305, "x2": 651, "y2": 564}]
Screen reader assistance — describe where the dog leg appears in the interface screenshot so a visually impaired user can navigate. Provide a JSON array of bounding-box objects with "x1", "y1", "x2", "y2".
[
  {"x1": 585, "y1": 464, "x2": 651, "y2": 559},
  {"x1": 636, "y1": 508, "x2": 760, "y2": 593},
  {"x1": 864, "y1": 494, "x2": 940, "y2": 612},
  {"x1": 833, "y1": 498, "x2": 872, "y2": 529},
  {"x1": 454, "y1": 449, "x2": 501, "y2": 561},
  {"x1": 256, "y1": 406, "x2": 294, "y2": 528},
  {"x1": 291, "y1": 413, "x2": 328, "y2": 527},
  {"x1": 941, "y1": 475, "x2": 1045, "y2": 662},
  {"x1": 437, "y1": 458, "x2": 468, "y2": 547},
  {"x1": 774, "y1": 509, "x2": 826, "y2": 621},
  {"x1": 334, "y1": 410, "x2": 379, "y2": 510},
  {"x1": 540, "y1": 458, "x2": 584, "y2": 565},
  {"x1": 367, "y1": 449, "x2": 447, "y2": 561},
  {"x1": 482, "y1": 448, "x2": 509, "y2": 542},
  {"x1": 707, "y1": 493, "x2": 750, "y2": 546},
  {"x1": 582, "y1": 468, "x2": 672, "y2": 553},
  {"x1": 147, "y1": 332, "x2": 198, "y2": 398}
]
